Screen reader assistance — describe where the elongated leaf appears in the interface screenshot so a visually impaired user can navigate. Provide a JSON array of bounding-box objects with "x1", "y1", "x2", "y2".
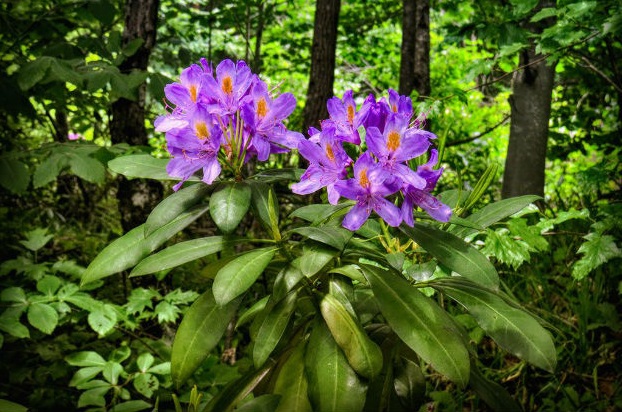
[
  {"x1": 145, "y1": 183, "x2": 211, "y2": 236},
  {"x1": 290, "y1": 203, "x2": 351, "y2": 224},
  {"x1": 453, "y1": 195, "x2": 541, "y2": 238},
  {"x1": 461, "y1": 163, "x2": 499, "y2": 213},
  {"x1": 273, "y1": 342, "x2": 313, "y2": 412},
  {"x1": 130, "y1": 236, "x2": 241, "y2": 277},
  {"x1": 361, "y1": 265, "x2": 470, "y2": 387},
  {"x1": 250, "y1": 181, "x2": 279, "y2": 236},
  {"x1": 293, "y1": 226, "x2": 353, "y2": 251},
  {"x1": 210, "y1": 182, "x2": 252, "y2": 234},
  {"x1": 253, "y1": 291, "x2": 298, "y2": 368},
  {"x1": 320, "y1": 293, "x2": 383, "y2": 379},
  {"x1": 81, "y1": 204, "x2": 209, "y2": 285},
  {"x1": 213, "y1": 247, "x2": 277, "y2": 305},
  {"x1": 305, "y1": 321, "x2": 367, "y2": 412},
  {"x1": 393, "y1": 356, "x2": 426, "y2": 411},
  {"x1": 235, "y1": 395, "x2": 281, "y2": 412},
  {"x1": 432, "y1": 278, "x2": 556, "y2": 372},
  {"x1": 401, "y1": 224, "x2": 499, "y2": 289},
  {"x1": 108, "y1": 154, "x2": 182, "y2": 180},
  {"x1": 236, "y1": 295, "x2": 270, "y2": 328},
  {"x1": 171, "y1": 289, "x2": 239, "y2": 386}
]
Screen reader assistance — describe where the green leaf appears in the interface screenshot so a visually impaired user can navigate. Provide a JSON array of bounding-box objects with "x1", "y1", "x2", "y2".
[
  {"x1": 361, "y1": 265, "x2": 470, "y2": 386},
  {"x1": 250, "y1": 181, "x2": 280, "y2": 237},
  {"x1": 88, "y1": 304, "x2": 118, "y2": 336},
  {"x1": 453, "y1": 195, "x2": 541, "y2": 238},
  {"x1": 393, "y1": 356, "x2": 426, "y2": 411},
  {"x1": 0, "y1": 399, "x2": 28, "y2": 412},
  {"x1": 530, "y1": 7, "x2": 558, "y2": 22},
  {"x1": 461, "y1": 163, "x2": 499, "y2": 213},
  {"x1": 66, "y1": 351, "x2": 106, "y2": 367},
  {"x1": 204, "y1": 363, "x2": 274, "y2": 412},
  {"x1": 236, "y1": 295, "x2": 270, "y2": 328},
  {"x1": 0, "y1": 315, "x2": 29, "y2": 339},
  {"x1": 108, "y1": 154, "x2": 181, "y2": 180},
  {"x1": 290, "y1": 203, "x2": 351, "y2": 224},
  {"x1": 0, "y1": 157, "x2": 29, "y2": 193},
  {"x1": 131, "y1": 236, "x2": 236, "y2": 277},
  {"x1": 209, "y1": 182, "x2": 252, "y2": 234},
  {"x1": 305, "y1": 321, "x2": 367, "y2": 411},
  {"x1": 320, "y1": 293, "x2": 383, "y2": 379},
  {"x1": 213, "y1": 247, "x2": 277, "y2": 305},
  {"x1": 1, "y1": 287, "x2": 27, "y2": 303},
  {"x1": 432, "y1": 278, "x2": 556, "y2": 372},
  {"x1": 27, "y1": 303, "x2": 58, "y2": 334},
  {"x1": 77, "y1": 386, "x2": 109, "y2": 408},
  {"x1": 154, "y1": 301, "x2": 181, "y2": 323},
  {"x1": 69, "y1": 366, "x2": 103, "y2": 387},
  {"x1": 298, "y1": 245, "x2": 335, "y2": 277},
  {"x1": 133, "y1": 372, "x2": 159, "y2": 398},
  {"x1": 401, "y1": 224, "x2": 499, "y2": 289},
  {"x1": 37, "y1": 275, "x2": 62, "y2": 295},
  {"x1": 81, "y1": 204, "x2": 209, "y2": 285},
  {"x1": 20, "y1": 228, "x2": 53, "y2": 252},
  {"x1": 18, "y1": 57, "x2": 53, "y2": 90},
  {"x1": 110, "y1": 400, "x2": 152, "y2": 412},
  {"x1": 572, "y1": 232, "x2": 621, "y2": 280},
  {"x1": 145, "y1": 182, "x2": 211, "y2": 237},
  {"x1": 171, "y1": 289, "x2": 239, "y2": 386},
  {"x1": 235, "y1": 395, "x2": 281, "y2": 412},
  {"x1": 253, "y1": 291, "x2": 298, "y2": 368},
  {"x1": 292, "y1": 226, "x2": 353, "y2": 251},
  {"x1": 68, "y1": 152, "x2": 106, "y2": 183},
  {"x1": 273, "y1": 342, "x2": 313, "y2": 412}
]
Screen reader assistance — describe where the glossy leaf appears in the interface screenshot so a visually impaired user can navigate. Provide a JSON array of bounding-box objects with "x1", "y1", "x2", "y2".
[
  {"x1": 81, "y1": 204, "x2": 209, "y2": 285},
  {"x1": 209, "y1": 182, "x2": 252, "y2": 234},
  {"x1": 290, "y1": 203, "x2": 351, "y2": 224},
  {"x1": 171, "y1": 289, "x2": 240, "y2": 386},
  {"x1": 432, "y1": 278, "x2": 557, "y2": 372},
  {"x1": 320, "y1": 293, "x2": 383, "y2": 378},
  {"x1": 107, "y1": 154, "x2": 181, "y2": 180},
  {"x1": 401, "y1": 224, "x2": 499, "y2": 289},
  {"x1": 293, "y1": 226, "x2": 353, "y2": 251},
  {"x1": 298, "y1": 245, "x2": 335, "y2": 277},
  {"x1": 393, "y1": 356, "x2": 426, "y2": 411},
  {"x1": 213, "y1": 247, "x2": 277, "y2": 306},
  {"x1": 273, "y1": 342, "x2": 313, "y2": 412},
  {"x1": 236, "y1": 295, "x2": 270, "y2": 328},
  {"x1": 461, "y1": 163, "x2": 499, "y2": 213},
  {"x1": 453, "y1": 195, "x2": 541, "y2": 238},
  {"x1": 250, "y1": 181, "x2": 280, "y2": 238},
  {"x1": 305, "y1": 321, "x2": 367, "y2": 412},
  {"x1": 204, "y1": 363, "x2": 274, "y2": 412},
  {"x1": 130, "y1": 236, "x2": 241, "y2": 277},
  {"x1": 253, "y1": 291, "x2": 298, "y2": 368},
  {"x1": 145, "y1": 183, "x2": 211, "y2": 237},
  {"x1": 361, "y1": 265, "x2": 470, "y2": 387}
]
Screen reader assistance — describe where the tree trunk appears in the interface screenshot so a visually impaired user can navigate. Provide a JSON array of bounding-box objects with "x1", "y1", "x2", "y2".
[
  {"x1": 502, "y1": 1, "x2": 556, "y2": 199},
  {"x1": 399, "y1": 0, "x2": 430, "y2": 100},
  {"x1": 111, "y1": 0, "x2": 163, "y2": 232},
  {"x1": 302, "y1": 0, "x2": 341, "y2": 130}
]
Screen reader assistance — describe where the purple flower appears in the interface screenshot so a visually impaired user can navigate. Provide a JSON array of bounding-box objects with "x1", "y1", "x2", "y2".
[
  {"x1": 242, "y1": 79, "x2": 303, "y2": 161},
  {"x1": 401, "y1": 150, "x2": 451, "y2": 226},
  {"x1": 334, "y1": 152, "x2": 401, "y2": 230},
  {"x1": 203, "y1": 60, "x2": 253, "y2": 115},
  {"x1": 387, "y1": 88, "x2": 413, "y2": 118},
  {"x1": 325, "y1": 90, "x2": 369, "y2": 144},
  {"x1": 366, "y1": 113, "x2": 432, "y2": 189},
  {"x1": 68, "y1": 132, "x2": 83, "y2": 141},
  {"x1": 292, "y1": 126, "x2": 351, "y2": 204},
  {"x1": 165, "y1": 104, "x2": 223, "y2": 190}
]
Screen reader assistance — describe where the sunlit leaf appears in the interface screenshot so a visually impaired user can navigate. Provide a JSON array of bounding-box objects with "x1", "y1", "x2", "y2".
[
  {"x1": 145, "y1": 182, "x2": 211, "y2": 236},
  {"x1": 210, "y1": 182, "x2": 252, "y2": 234}
]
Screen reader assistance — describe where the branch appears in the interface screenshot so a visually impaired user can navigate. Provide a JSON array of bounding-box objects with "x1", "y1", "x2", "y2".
[
  {"x1": 577, "y1": 55, "x2": 622, "y2": 94},
  {"x1": 446, "y1": 114, "x2": 510, "y2": 147}
]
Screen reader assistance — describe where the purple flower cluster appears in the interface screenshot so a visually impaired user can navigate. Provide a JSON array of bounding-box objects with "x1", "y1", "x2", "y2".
[
  {"x1": 155, "y1": 59, "x2": 303, "y2": 190},
  {"x1": 292, "y1": 90, "x2": 451, "y2": 231}
]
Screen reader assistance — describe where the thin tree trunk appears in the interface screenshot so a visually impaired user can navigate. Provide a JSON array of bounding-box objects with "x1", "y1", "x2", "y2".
[
  {"x1": 253, "y1": 0, "x2": 265, "y2": 74},
  {"x1": 399, "y1": 0, "x2": 416, "y2": 96},
  {"x1": 502, "y1": 0, "x2": 556, "y2": 199},
  {"x1": 412, "y1": 0, "x2": 430, "y2": 100},
  {"x1": 111, "y1": 0, "x2": 163, "y2": 232},
  {"x1": 302, "y1": 0, "x2": 341, "y2": 130}
]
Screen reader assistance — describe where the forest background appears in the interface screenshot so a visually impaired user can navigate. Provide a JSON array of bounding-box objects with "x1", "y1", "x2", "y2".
[{"x1": 0, "y1": 0, "x2": 620, "y2": 411}]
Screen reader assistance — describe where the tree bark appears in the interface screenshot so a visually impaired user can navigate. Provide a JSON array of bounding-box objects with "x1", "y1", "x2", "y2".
[
  {"x1": 399, "y1": 0, "x2": 430, "y2": 100},
  {"x1": 302, "y1": 0, "x2": 341, "y2": 130},
  {"x1": 502, "y1": 0, "x2": 556, "y2": 199},
  {"x1": 111, "y1": 0, "x2": 163, "y2": 232}
]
